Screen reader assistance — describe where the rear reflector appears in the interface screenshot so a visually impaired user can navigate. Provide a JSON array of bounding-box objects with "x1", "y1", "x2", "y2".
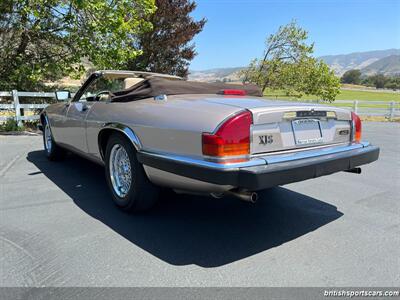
[
  {"x1": 218, "y1": 89, "x2": 247, "y2": 96},
  {"x1": 351, "y1": 112, "x2": 362, "y2": 142},
  {"x1": 202, "y1": 110, "x2": 252, "y2": 157}
]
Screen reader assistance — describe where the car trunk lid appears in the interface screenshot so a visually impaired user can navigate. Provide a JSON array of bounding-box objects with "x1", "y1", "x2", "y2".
[{"x1": 205, "y1": 97, "x2": 352, "y2": 154}]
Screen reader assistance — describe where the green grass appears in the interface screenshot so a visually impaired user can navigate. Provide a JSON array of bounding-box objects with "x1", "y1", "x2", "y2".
[
  {"x1": 264, "y1": 88, "x2": 400, "y2": 102},
  {"x1": 263, "y1": 88, "x2": 400, "y2": 110},
  {"x1": 335, "y1": 89, "x2": 400, "y2": 101}
]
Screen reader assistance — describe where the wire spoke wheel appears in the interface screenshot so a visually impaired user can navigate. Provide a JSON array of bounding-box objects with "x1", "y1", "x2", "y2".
[
  {"x1": 44, "y1": 123, "x2": 52, "y2": 153},
  {"x1": 105, "y1": 133, "x2": 159, "y2": 212},
  {"x1": 109, "y1": 143, "x2": 132, "y2": 198}
]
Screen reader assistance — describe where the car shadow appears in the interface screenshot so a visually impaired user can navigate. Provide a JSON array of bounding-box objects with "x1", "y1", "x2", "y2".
[{"x1": 27, "y1": 150, "x2": 343, "y2": 267}]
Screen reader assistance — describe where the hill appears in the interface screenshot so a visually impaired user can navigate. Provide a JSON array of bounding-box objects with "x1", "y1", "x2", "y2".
[
  {"x1": 188, "y1": 49, "x2": 400, "y2": 82},
  {"x1": 320, "y1": 49, "x2": 400, "y2": 76},
  {"x1": 188, "y1": 67, "x2": 244, "y2": 82},
  {"x1": 361, "y1": 55, "x2": 400, "y2": 76}
]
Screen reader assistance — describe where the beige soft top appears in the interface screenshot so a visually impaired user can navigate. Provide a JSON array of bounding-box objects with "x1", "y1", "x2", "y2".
[
  {"x1": 111, "y1": 77, "x2": 262, "y2": 102},
  {"x1": 98, "y1": 70, "x2": 183, "y2": 80}
]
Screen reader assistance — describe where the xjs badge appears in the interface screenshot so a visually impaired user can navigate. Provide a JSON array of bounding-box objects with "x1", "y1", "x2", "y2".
[{"x1": 259, "y1": 135, "x2": 273, "y2": 145}]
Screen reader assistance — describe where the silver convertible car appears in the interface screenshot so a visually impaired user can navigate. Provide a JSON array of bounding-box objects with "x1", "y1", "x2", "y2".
[{"x1": 40, "y1": 70, "x2": 379, "y2": 212}]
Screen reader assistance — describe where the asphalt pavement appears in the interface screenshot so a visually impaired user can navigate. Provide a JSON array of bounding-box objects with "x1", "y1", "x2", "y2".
[{"x1": 0, "y1": 122, "x2": 399, "y2": 287}]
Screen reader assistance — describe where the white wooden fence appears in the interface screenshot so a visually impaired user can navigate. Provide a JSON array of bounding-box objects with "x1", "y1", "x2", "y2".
[
  {"x1": 302, "y1": 99, "x2": 399, "y2": 120},
  {"x1": 0, "y1": 90, "x2": 54, "y2": 126},
  {"x1": 0, "y1": 90, "x2": 399, "y2": 127}
]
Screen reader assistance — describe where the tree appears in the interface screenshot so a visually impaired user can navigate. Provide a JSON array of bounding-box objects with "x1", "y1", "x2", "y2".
[
  {"x1": 341, "y1": 69, "x2": 362, "y2": 84},
  {"x1": 384, "y1": 77, "x2": 400, "y2": 90},
  {"x1": 127, "y1": 0, "x2": 206, "y2": 78},
  {"x1": 241, "y1": 21, "x2": 340, "y2": 101},
  {"x1": 361, "y1": 74, "x2": 400, "y2": 90},
  {"x1": 370, "y1": 74, "x2": 387, "y2": 89},
  {"x1": 0, "y1": 0, "x2": 156, "y2": 91}
]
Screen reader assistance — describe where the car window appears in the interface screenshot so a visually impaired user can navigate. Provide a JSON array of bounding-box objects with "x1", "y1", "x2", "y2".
[{"x1": 78, "y1": 77, "x2": 125, "y2": 102}]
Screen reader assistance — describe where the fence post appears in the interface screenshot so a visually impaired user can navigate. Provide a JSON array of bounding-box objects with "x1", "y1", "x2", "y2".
[
  {"x1": 12, "y1": 90, "x2": 22, "y2": 127},
  {"x1": 389, "y1": 101, "x2": 395, "y2": 121},
  {"x1": 353, "y1": 100, "x2": 358, "y2": 114}
]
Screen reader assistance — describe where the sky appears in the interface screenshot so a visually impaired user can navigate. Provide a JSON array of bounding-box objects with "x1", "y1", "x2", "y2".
[{"x1": 189, "y1": 0, "x2": 400, "y2": 70}]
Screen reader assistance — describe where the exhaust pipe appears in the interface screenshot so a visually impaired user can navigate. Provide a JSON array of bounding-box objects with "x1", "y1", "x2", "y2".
[
  {"x1": 344, "y1": 167, "x2": 362, "y2": 174},
  {"x1": 225, "y1": 190, "x2": 258, "y2": 203}
]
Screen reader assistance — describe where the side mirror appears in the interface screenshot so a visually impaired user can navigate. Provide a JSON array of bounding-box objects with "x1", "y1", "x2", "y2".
[{"x1": 55, "y1": 90, "x2": 71, "y2": 101}]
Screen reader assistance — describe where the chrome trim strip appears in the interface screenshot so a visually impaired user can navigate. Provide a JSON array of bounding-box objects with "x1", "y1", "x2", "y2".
[
  {"x1": 100, "y1": 123, "x2": 142, "y2": 150},
  {"x1": 138, "y1": 151, "x2": 266, "y2": 170},
  {"x1": 263, "y1": 143, "x2": 364, "y2": 164},
  {"x1": 203, "y1": 156, "x2": 251, "y2": 163},
  {"x1": 139, "y1": 142, "x2": 371, "y2": 171},
  {"x1": 252, "y1": 141, "x2": 351, "y2": 157}
]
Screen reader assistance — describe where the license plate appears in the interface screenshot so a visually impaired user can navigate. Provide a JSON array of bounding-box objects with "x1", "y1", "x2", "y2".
[{"x1": 292, "y1": 119, "x2": 323, "y2": 145}]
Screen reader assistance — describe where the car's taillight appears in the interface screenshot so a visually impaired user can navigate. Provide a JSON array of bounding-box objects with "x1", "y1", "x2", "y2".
[
  {"x1": 202, "y1": 110, "x2": 252, "y2": 157},
  {"x1": 351, "y1": 112, "x2": 362, "y2": 142}
]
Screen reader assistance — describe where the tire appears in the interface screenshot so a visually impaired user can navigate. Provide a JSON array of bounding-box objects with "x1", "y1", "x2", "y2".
[
  {"x1": 43, "y1": 118, "x2": 66, "y2": 161},
  {"x1": 105, "y1": 132, "x2": 159, "y2": 212}
]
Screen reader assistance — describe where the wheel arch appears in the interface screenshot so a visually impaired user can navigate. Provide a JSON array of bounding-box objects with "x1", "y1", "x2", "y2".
[
  {"x1": 40, "y1": 112, "x2": 49, "y2": 126},
  {"x1": 40, "y1": 113, "x2": 46, "y2": 125},
  {"x1": 98, "y1": 123, "x2": 142, "y2": 161},
  {"x1": 38, "y1": 112, "x2": 50, "y2": 132}
]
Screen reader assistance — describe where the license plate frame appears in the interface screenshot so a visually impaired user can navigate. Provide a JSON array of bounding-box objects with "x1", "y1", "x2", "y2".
[{"x1": 292, "y1": 118, "x2": 323, "y2": 145}]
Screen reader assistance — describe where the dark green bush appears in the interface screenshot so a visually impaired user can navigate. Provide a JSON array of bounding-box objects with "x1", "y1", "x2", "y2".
[{"x1": 0, "y1": 119, "x2": 22, "y2": 132}]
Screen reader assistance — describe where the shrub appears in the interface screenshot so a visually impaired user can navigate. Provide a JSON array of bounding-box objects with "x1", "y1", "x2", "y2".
[{"x1": 0, "y1": 119, "x2": 22, "y2": 132}]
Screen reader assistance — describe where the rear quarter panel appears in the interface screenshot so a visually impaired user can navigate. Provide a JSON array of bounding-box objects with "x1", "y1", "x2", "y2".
[{"x1": 85, "y1": 96, "x2": 241, "y2": 160}]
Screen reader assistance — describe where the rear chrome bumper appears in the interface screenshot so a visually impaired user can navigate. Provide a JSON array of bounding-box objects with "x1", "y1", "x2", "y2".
[{"x1": 137, "y1": 142, "x2": 380, "y2": 191}]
